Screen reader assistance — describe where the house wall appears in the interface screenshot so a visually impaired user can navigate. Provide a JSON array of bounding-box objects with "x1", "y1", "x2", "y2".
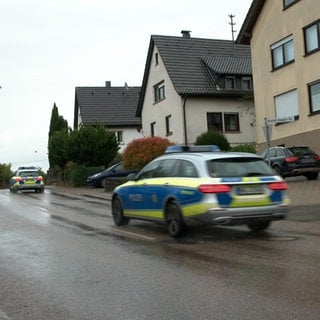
[
  {"x1": 141, "y1": 46, "x2": 185, "y2": 143},
  {"x1": 184, "y1": 97, "x2": 256, "y2": 145},
  {"x1": 250, "y1": 0, "x2": 320, "y2": 153},
  {"x1": 141, "y1": 45, "x2": 256, "y2": 146},
  {"x1": 110, "y1": 127, "x2": 144, "y2": 152},
  {"x1": 78, "y1": 116, "x2": 143, "y2": 153}
]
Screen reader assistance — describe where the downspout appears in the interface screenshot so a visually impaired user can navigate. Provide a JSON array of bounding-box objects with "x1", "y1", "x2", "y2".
[{"x1": 182, "y1": 95, "x2": 188, "y2": 145}]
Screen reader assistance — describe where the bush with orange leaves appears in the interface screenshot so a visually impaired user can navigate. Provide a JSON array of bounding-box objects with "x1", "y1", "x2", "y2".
[{"x1": 123, "y1": 136, "x2": 174, "y2": 170}]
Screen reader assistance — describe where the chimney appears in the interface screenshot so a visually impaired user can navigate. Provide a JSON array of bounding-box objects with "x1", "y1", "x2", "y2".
[
  {"x1": 181, "y1": 30, "x2": 191, "y2": 38},
  {"x1": 105, "y1": 81, "x2": 111, "y2": 87}
]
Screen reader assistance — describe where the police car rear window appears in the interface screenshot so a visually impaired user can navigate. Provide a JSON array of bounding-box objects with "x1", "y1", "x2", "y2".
[
  {"x1": 18, "y1": 171, "x2": 39, "y2": 177},
  {"x1": 207, "y1": 157, "x2": 275, "y2": 178}
]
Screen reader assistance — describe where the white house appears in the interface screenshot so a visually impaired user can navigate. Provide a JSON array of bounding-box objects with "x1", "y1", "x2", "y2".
[
  {"x1": 136, "y1": 32, "x2": 256, "y2": 147},
  {"x1": 74, "y1": 81, "x2": 143, "y2": 152}
]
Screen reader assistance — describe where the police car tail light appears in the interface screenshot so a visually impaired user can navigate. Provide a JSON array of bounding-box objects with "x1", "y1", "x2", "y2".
[
  {"x1": 199, "y1": 184, "x2": 231, "y2": 193},
  {"x1": 268, "y1": 182, "x2": 288, "y2": 191}
]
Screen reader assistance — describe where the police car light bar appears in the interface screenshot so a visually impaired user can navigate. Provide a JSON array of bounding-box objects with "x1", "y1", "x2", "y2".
[{"x1": 165, "y1": 145, "x2": 220, "y2": 153}]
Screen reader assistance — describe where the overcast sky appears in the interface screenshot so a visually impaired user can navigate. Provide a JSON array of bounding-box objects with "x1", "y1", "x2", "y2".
[{"x1": 0, "y1": 0, "x2": 252, "y2": 171}]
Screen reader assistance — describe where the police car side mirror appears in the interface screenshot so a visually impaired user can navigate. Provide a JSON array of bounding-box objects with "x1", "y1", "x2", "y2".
[{"x1": 127, "y1": 173, "x2": 137, "y2": 181}]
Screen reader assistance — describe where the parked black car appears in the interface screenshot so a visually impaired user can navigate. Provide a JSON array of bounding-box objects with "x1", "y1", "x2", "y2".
[
  {"x1": 87, "y1": 162, "x2": 138, "y2": 187},
  {"x1": 260, "y1": 146, "x2": 320, "y2": 180}
]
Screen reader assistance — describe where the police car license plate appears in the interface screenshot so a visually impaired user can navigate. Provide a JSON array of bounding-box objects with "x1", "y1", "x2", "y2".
[{"x1": 237, "y1": 185, "x2": 263, "y2": 195}]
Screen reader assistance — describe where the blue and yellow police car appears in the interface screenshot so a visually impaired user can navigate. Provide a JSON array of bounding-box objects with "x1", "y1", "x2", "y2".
[
  {"x1": 112, "y1": 145, "x2": 289, "y2": 237},
  {"x1": 10, "y1": 166, "x2": 45, "y2": 193}
]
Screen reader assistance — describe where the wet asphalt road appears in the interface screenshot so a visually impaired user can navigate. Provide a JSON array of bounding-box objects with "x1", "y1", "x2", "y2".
[{"x1": 0, "y1": 189, "x2": 319, "y2": 320}]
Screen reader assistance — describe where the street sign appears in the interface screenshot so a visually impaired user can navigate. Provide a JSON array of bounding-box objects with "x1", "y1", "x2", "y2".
[{"x1": 262, "y1": 125, "x2": 272, "y2": 147}]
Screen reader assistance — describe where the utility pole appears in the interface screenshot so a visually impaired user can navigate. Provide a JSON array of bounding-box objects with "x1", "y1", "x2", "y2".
[{"x1": 228, "y1": 14, "x2": 236, "y2": 42}]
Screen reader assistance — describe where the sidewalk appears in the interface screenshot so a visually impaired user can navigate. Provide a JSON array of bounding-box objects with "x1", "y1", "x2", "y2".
[
  {"x1": 48, "y1": 179, "x2": 320, "y2": 207},
  {"x1": 48, "y1": 185, "x2": 112, "y2": 201}
]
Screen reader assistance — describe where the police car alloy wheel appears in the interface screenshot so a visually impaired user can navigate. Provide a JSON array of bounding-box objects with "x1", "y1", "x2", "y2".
[
  {"x1": 112, "y1": 197, "x2": 129, "y2": 226},
  {"x1": 166, "y1": 200, "x2": 185, "y2": 238}
]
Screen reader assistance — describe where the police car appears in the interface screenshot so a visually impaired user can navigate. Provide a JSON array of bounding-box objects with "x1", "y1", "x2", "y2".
[
  {"x1": 112, "y1": 146, "x2": 290, "y2": 237},
  {"x1": 10, "y1": 166, "x2": 45, "y2": 193}
]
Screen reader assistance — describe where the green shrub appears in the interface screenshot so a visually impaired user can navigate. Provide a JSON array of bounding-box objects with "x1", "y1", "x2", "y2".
[
  {"x1": 0, "y1": 163, "x2": 12, "y2": 187},
  {"x1": 231, "y1": 143, "x2": 257, "y2": 154},
  {"x1": 123, "y1": 136, "x2": 174, "y2": 169},
  {"x1": 195, "y1": 131, "x2": 230, "y2": 151},
  {"x1": 64, "y1": 163, "x2": 104, "y2": 187}
]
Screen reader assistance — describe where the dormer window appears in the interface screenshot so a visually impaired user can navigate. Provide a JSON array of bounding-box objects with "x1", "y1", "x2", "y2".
[
  {"x1": 242, "y1": 77, "x2": 253, "y2": 90},
  {"x1": 225, "y1": 77, "x2": 235, "y2": 89}
]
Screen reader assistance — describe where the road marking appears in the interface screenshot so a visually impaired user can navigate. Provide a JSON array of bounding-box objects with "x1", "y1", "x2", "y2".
[
  {"x1": 35, "y1": 206, "x2": 48, "y2": 212},
  {"x1": 0, "y1": 310, "x2": 11, "y2": 320},
  {"x1": 108, "y1": 227, "x2": 156, "y2": 241}
]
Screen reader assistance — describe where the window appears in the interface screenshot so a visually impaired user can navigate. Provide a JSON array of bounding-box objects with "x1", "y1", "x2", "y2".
[
  {"x1": 274, "y1": 90, "x2": 299, "y2": 122},
  {"x1": 150, "y1": 122, "x2": 156, "y2": 137},
  {"x1": 207, "y1": 112, "x2": 223, "y2": 131},
  {"x1": 207, "y1": 112, "x2": 240, "y2": 132},
  {"x1": 114, "y1": 131, "x2": 123, "y2": 143},
  {"x1": 271, "y1": 36, "x2": 294, "y2": 69},
  {"x1": 224, "y1": 113, "x2": 240, "y2": 132},
  {"x1": 165, "y1": 115, "x2": 172, "y2": 136},
  {"x1": 154, "y1": 81, "x2": 165, "y2": 103},
  {"x1": 179, "y1": 160, "x2": 198, "y2": 178},
  {"x1": 208, "y1": 158, "x2": 274, "y2": 178},
  {"x1": 304, "y1": 20, "x2": 320, "y2": 54},
  {"x1": 283, "y1": 0, "x2": 300, "y2": 9},
  {"x1": 155, "y1": 52, "x2": 159, "y2": 65},
  {"x1": 156, "y1": 159, "x2": 180, "y2": 177},
  {"x1": 242, "y1": 77, "x2": 252, "y2": 90},
  {"x1": 137, "y1": 160, "x2": 161, "y2": 179},
  {"x1": 308, "y1": 81, "x2": 320, "y2": 114},
  {"x1": 225, "y1": 77, "x2": 235, "y2": 89}
]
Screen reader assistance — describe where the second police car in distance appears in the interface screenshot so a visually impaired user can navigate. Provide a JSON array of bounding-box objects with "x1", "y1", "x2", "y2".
[
  {"x1": 112, "y1": 145, "x2": 290, "y2": 238},
  {"x1": 9, "y1": 166, "x2": 45, "y2": 193}
]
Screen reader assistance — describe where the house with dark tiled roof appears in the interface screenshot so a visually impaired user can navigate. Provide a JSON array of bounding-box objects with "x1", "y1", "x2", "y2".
[
  {"x1": 74, "y1": 82, "x2": 143, "y2": 151},
  {"x1": 136, "y1": 32, "x2": 256, "y2": 146},
  {"x1": 237, "y1": 0, "x2": 320, "y2": 153}
]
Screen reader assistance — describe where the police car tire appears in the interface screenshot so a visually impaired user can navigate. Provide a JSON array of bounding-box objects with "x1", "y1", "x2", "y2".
[
  {"x1": 166, "y1": 201, "x2": 185, "y2": 238},
  {"x1": 112, "y1": 197, "x2": 129, "y2": 226},
  {"x1": 247, "y1": 221, "x2": 270, "y2": 232}
]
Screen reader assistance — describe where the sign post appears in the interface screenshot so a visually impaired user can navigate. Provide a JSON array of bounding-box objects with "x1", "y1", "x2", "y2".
[
  {"x1": 262, "y1": 116, "x2": 294, "y2": 147},
  {"x1": 263, "y1": 118, "x2": 273, "y2": 147}
]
